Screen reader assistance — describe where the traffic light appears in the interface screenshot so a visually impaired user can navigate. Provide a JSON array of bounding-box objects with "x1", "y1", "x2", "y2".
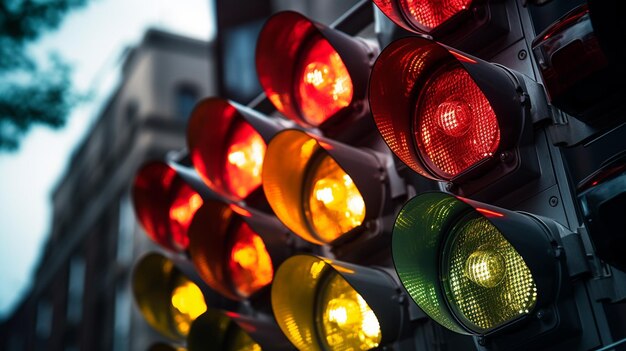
[
  {"x1": 262, "y1": 129, "x2": 385, "y2": 246},
  {"x1": 271, "y1": 254, "x2": 405, "y2": 350},
  {"x1": 186, "y1": 199, "x2": 294, "y2": 301},
  {"x1": 371, "y1": 0, "x2": 510, "y2": 51},
  {"x1": 369, "y1": 36, "x2": 547, "y2": 196},
  {"x1": 255, "y1": 11, "x2": 378, "y2": 139},
  {"x1": 127, "y1": 1, "x2": 626, "y2": 350},
  {"x1": 391, "y1": 192, "x2": 587, "y2": 349},
  {"x1": 132, "y1": 161, "x2": 203, "y2": 252},
  {"x1": 132, "y1": 252, "x2": 288, "y2": 350},
  {"x1": 187, "y1": 97, "x2": 291, "y2": 203},
  {"x1": 131, "y1": 252, "x2": 208, "y2": 340}
]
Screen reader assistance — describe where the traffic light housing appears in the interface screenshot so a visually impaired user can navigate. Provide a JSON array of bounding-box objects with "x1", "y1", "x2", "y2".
[
  {"x1": 256, "y1": 11, "x2": 378, "y2": 137},
  {"x1": 125, "y1": 2, "x2": 626, "y2": 350},
  {"x1": 271, "y1": 254, "x2": 405, "y2": 350},
  {"x1": 369, "y1": 36, "x2": 548, "y2": 196},
  {"x1": 392, "y1": 192, "x2": 585, "y2": 349}
]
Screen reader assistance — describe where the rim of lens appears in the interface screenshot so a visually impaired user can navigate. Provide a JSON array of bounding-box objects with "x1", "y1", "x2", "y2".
[
  {"x1": 441, "y1": 212, "x2": 537, "y2": 332},
  {"x1": 414, "y1": 62, "x2": 500, "y2": 179}
]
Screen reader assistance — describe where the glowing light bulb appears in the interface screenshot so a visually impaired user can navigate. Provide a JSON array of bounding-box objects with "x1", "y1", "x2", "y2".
[
  {"x1": 228, "y1": 222, "x2": 274, "y2": 297},
  {"x1": 224, "y1": 122, "x2": 266, "y2": 199},
  {"x1": 296, "y1": 37, "x2": 353, "y2": 126},
  {"x1": 436, "y1": 100, "x2": 472, "y2": 137},
  {"x1": 306, "y1": 155, "x2": 366, "y2": 243},
  {"x1": 319, "y1": 273, "x2": 381, "y2": 350},
  {"x1": 169, "y1": 189, "x2": 203, "y2": 250},
  {"x1": 465, "y1": 246, "x2": 506, "y2": 288},
  {"x1": 170, "y1": 280, "x2": 207, "y2": 335}
]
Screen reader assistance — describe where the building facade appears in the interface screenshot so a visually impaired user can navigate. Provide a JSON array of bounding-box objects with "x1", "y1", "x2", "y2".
[{"x1": 0, "y1": 28, "x2": 216, "y2": 351}]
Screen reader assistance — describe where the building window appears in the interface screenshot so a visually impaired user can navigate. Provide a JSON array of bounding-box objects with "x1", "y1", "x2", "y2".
[
  {"x1": 36, "y1": 300, "x2": 53, "y2": 340},
  {"x1": 66, "y1": 257, "x2": 85, "y2": 324},
  {"x1": 175, "y1": 84, "x2": 199, "y2": 120}
]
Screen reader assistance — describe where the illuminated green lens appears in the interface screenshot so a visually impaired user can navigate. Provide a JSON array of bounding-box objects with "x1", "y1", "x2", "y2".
[{"x1": 444, "y1": 215, "x2": 537, "y2": 332}]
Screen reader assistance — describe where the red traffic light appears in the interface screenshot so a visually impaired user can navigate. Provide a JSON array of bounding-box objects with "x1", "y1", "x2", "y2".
[
  {"x1": 132, "y1": 161, "x2": 202, "y2": 252},
  {"x1": 187, "y1": 200, "x2": 291, "y2": 301},
  {"x1": 369, "y1": 37, "x2": 536, "y2": 184},
  {"x1": 187, "y1": 98, "x2": 285, "y2": 202},
  {"x1": 373, "y1": 0, "x2": 473, "y2": 33},
  {"x1": 256, "y1": 11, "x2": 376, "y2": 130}
]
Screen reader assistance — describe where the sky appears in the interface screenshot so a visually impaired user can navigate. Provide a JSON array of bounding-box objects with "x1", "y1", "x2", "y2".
[{"x1": 0, "y1": 0, "x2": 215, "y2": 319}]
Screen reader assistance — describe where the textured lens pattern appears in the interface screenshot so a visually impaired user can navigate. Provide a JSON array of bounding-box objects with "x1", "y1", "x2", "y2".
[
  {"x1": 444, "y1": 216, "x2": 537, "y2": 332},
  {"x1": 317, "y1": 271, "x2": 381, "y2": 350},
  {"x1": 415, "y1": 66, "x2": 500, "y2": 179},
  {"x1": 295, "y1": 36, "x2": 353, "y2": 126},
  {"x1": 305, "y1": 154, "x2": 365, "y2": 243},
  {"x1": 399, "y1": 0, "x2": 472, "y2": 30}
]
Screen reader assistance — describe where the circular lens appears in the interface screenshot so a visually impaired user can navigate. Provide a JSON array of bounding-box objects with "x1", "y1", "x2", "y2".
[
  {"x1": 415, "y1": 64, "x2": 500, "y2": 179},
  {"x1": 443, "y1": 215, "x2": 537, "y2": 332},
  {"x1": 295, "y1": 36, "x2": 353, "y2": 126},
  {"x1": 227, "y1": 221, "x2": 274, "y2": 297},
  {"x1": 316, "y1": 271, "x2": 382, "y2": 350},
  {"x1": 399, "y1": 0, "x2": 473, "y2": 31},
  {"x1": 224, "y1": 120, "x2": 266, "y2": 199},
  {"x1": 305, "y1": 153, "x2": 366, "y2": 243},
  {"x1": 170, "y1": 277, "x2": 208, "y2": 336}
]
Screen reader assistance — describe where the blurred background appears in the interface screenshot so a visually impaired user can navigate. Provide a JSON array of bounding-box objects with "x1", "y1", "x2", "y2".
[{"x1": 0, "y1": 0, "x2": 360, "y2": 350}]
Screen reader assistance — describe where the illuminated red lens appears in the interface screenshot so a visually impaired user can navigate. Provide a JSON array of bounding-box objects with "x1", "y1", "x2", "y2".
[
  {"x1": 188, "y1": 99, "x2": 267, "y2": 201},
  {"x1": 415, "y1": 65, "x2": 500, "y2": 178},
  {"x1": 224, "y1": 120, "x2": 266, "y2": 199},
  {"x1": 295, "y1": 36, "x2": 353, "y2": 126},
  {"x1": 399, "y1": 0, "x2": 472, "y2": 31},
  {"x1": 228, "y1": 221, "x2": 274, "y2": 297},
  {"x1": 133, "y1": 162, "x2": 202, "y2": 251},
  {"x1": 169, "y1": 185, "x2": 203, "y2": 250}
]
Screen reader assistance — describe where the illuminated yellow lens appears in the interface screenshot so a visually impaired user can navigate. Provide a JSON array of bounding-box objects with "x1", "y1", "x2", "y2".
[
  {"x1": 317, "y1": 271, "x2": 382, "y2": 350},
  {"x1": 305, "y1": 154, "x2": 366, "y2": 242},
  {"x1": 445, "y1": 216, "x2": 537, "y2": 331},
  {"x1": 228, "y1": 327, "x2": 262, "y2": 351},
  {"x1": 170, "y1": 278, "x2": 208, "y2": 335}
]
